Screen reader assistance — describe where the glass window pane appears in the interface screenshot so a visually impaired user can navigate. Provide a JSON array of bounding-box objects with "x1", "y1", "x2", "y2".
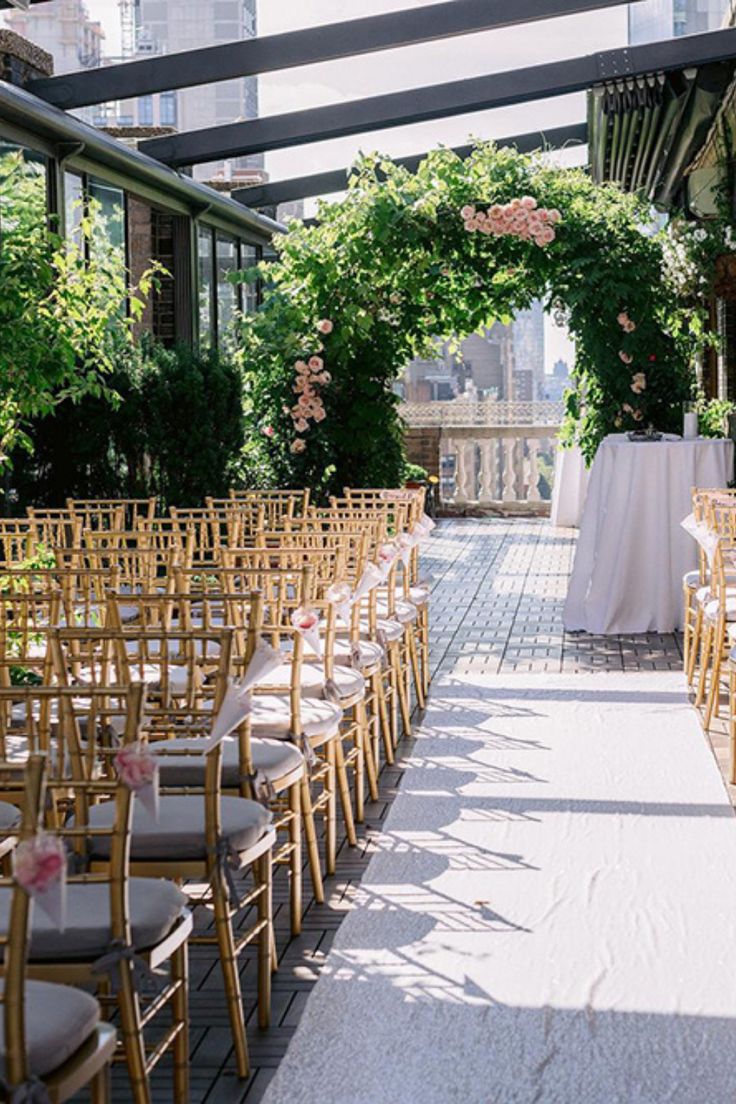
[
  {"x1": 87, "y1": 176, "x2": 126, "y2": 272},
  {"x1": 64, "y1": 171, "x2": 84, "y2": 250},
  {"x1": 139, "y1": 95, "x2": 154, "y2": 126},
  {"x1": 216, "y1": 233, "x2": 238, "y2": 342},
  {"x1": 198, "y1": 225, "x2": 214, "y2": 346},
  {"x1": 240, "y1": 242, "x2": 259, "y2": 314},
  {"x1": 160, "y1": 91, "x2": 177, "y2": 127}
]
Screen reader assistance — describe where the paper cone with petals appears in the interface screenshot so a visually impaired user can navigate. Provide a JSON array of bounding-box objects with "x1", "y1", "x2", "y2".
[
  {"x1": 240, "y1": 638, "x2": 285, "y2": 692},
  {"x1": 204, "y1": 679, "x2": 252, "y2": 752},
  {"x1": 291, "y1": 607, "x2": 323, "y2": 658},
  {"x1": 353, "y1": 562, "x2": 383, "y2": 601}
]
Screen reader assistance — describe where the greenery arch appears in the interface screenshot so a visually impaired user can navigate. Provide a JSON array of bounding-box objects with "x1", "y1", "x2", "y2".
[{"x1": 238, "y1": 141, "x2": 696, "y2": 494}]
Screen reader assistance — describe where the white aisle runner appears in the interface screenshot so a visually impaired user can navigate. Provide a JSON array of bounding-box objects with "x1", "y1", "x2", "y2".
[{"x1": 263, "y1": 674, "x2": 736, "y2": 1104}]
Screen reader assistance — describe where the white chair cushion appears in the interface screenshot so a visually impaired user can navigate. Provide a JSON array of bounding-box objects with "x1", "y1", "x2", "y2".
[
  {"x1": 0, "y1": 979, "x2": 100, "y2": 1078},
  {"x1": 257, "y1": 661, "x2": 365, "y2": 701},
  {"x1": 250, "y1": 694, "x2": 342, "y2": 741},
  {"x1": 0, "y1": 801, "x2": 20, "y2": 831},
  {"x1": 0, "y1": 878, "x2": 186, "y2": 961},
  {"x1": 149, "y1": 735, "x2": 304, "y2": 788},
  {"x1": 683, "y1": 570, "x2": 702, "y2": 590},
  {"x1": 360, "y1": 617, "x2": 403, "y2": 643},
  {"x1": 86, "y1": 795, "x2": 271, "y2": 861},
  {"x1": 703, "y1": 597, "x2": 736, "y2": 622},
  {"x1": 333, "y1": 637, "x2": 384, "y2": 671},
  {"x1": 408, "y1": 584, "x2": 430, "y2": 606},
  {"x1": 376, "y1": 598, "x2": 418, "y2": 624}
]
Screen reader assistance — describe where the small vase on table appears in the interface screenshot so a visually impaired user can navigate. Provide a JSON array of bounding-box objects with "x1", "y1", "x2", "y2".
[{"x1": 683, "y1": 403, "x2": 698, "y2": 441}]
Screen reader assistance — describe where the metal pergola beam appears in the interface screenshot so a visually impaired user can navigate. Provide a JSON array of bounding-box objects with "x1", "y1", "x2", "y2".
[
  {"x1": 139, "y1": 27, "x2": 736, "y2": 168},
  {"x1": 232, "y1": 123, "x2": 588, "y2": 208},
  {"x1": 28, "y1": 0, "x2": 632, "y2": 110}
]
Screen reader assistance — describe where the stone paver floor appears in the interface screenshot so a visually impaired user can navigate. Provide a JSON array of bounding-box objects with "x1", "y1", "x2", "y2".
[{"x1": 107, "y1": 517, "x2": 722, "y2": 1102}]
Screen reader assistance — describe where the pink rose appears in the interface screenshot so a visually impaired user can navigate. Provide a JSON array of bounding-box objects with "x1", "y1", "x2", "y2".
[
  {"x1": 509, "y1": 198, "x2": 521, "y2": 210},
  {"x1": 632, "y1": 408, "x2": 643, "y2": 421},
  {"x1": 489, "y1": 205, "x2": 503, "y2": 219},
  {"x1": 294, "y1": 360, "x2": 308, "y2": 373},
  {"x1": 521, "y1": 196, "x2": 537, "y2": 210},
  {"x1": 463, "y1": 220, "x2": 477, "y2": 232},
  {"x1": 308, "y1": 355, "x2": 323, "y2": 372},
  {"x1": 460, "y1": 204, "x2": 476, "y2": 220},
  {"x1": 313, "y1": 407, "x2": 326, "y2": 422},
  {"x1": 617, "y1": 312, "x2": 630, "y2": 327},
  {"x1": 548, "y1": 209, "x2": 561, "y2": 224},
  {"x1": 317, "y1": 319, "x2": 333, "y2": 335},
  {"x1": 261, "y1": 425, "x2": 274, "y2": 437},
  {"x1": 623, "y1": 320, "x2": 636, "y2": 333},
  {"x1": 619, "y1": 351, "x2": 633, "y2": 365},
  {"x1": 294, "y1": 417, "x2": 309, "y2": 432},
  {"x1": 293, "y1": 379, "x2": 307, "y2": 393},
  {"x1": 290, "y1": 438, "x2": 306, "y2": 454}
]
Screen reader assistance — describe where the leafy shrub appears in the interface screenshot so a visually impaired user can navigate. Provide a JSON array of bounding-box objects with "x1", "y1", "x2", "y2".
[{"x1": 9, "y1": 340, "x2": 245, "y2": 509}]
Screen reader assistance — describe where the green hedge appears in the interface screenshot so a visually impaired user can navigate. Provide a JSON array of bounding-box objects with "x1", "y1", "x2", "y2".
[{"x1": 8, "y1": 339, "x2": 246, "y2": 510}]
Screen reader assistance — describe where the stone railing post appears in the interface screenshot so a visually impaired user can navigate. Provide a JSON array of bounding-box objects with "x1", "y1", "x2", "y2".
[
  {"x1": 526, "y1": 439, "x2": 542, "y2": 503},
  {"x1": 502, "y1": 438, "x2": 517, "y2": 502}
]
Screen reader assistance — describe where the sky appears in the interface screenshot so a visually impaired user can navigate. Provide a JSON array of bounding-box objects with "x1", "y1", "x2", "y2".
[{"x1": 79, "y1": 0, "x2": 634, "y2": 370}]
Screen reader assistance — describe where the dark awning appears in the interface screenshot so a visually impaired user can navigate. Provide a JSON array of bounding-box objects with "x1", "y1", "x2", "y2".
[{"x1": 587, "y1": 58, "x2": 736, "y2": 208}]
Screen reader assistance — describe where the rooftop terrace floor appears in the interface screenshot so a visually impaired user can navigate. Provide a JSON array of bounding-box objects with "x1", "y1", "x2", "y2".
[{"x1": 109, "y1": 517, "x2": 730, "y2": 1103}]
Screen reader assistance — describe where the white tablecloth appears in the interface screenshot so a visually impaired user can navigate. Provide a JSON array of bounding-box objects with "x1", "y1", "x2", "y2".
[
  {"x1": 550, "y1": 444, "x2": 590, "y2": 528},
  {"x1": 564, "y1": 435, "x2": 734, "y2": 634}
]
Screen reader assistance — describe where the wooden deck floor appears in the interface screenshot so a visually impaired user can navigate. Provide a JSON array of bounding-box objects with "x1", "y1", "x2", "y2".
[{"x1": 101, "y1": 517, "x2": 724, "y2": 1103}]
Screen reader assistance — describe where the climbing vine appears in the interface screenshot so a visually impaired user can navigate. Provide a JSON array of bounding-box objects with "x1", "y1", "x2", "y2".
[{"x1": 237, "y1": 141, "x2": 699, "y2": 490}]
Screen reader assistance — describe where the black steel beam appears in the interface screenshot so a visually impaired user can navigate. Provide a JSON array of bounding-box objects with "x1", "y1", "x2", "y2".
[
  {"x1": 139, "y1": 27, "x2": 736, "y2": 168},
  {"x1": 29, "y1": 0, "x2": 632, "y2": 110},
  {"x1": 232, "y1": 123, "x2": 588, "y2": 208}
]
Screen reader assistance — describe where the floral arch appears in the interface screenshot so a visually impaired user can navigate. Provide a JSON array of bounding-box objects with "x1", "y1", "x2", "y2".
[{"x1": 238, "y1": 142, "x2": 695, "y2": 493}]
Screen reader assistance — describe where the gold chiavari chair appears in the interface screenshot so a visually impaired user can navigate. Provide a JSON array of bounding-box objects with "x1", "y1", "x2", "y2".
[
  {"x1": 230, "y1": 489, "x2": 310, "y2": 529},
  {"x1": 246, "y1": 525, "x2": 400, "y2": 765},
  {"x1": 108, "y1": 585, "x2": 306, "y2": 937},
  {"x1": 0, "y1": 754, "x2": 118, "y2": 1102},
  {"x1": 0, "y1": 684, "x2": 191, "y2": 1104},
  {"x1": 696, "y1": 536, "x2": 736, "y2": 728},
  {"x1": 684, "y1": 489, "x2": 734, "y2": 685},
  {"x1": 0, "y1": 588, "x2": 62, "y2": 690},
  {"x1": 67, "y1": 498, "x2": 157, "y2": 531},
  {"x1": 0, "y1": 519, "x2": 37, "y2": 568},
  {"x1": 169, "y1": 506, "x2": 225, "y2": 567},
  {"x1": 326, "y1": 501, "x2": 422, "y2": 723},
  {"x1": 63, "y1": 544, "x2": 178, "y2": 608},
  {"x1": 26, "y1": 507, "x2": 81, "y2": 552},
  {"x1": 51, "y1": 626, "x2": 275, "y2": 1081},
  {"x1": 204, "y1": 498, "x2": 265, "y2": 547},
  {"x1": 67, "y1": 501, "x2": 126, "y2": 534},
  {"x1": 133, "y1": 517, "x2": 196, "y2": 568},
  {"x1": 221, "y1": 545, "x2": 382, "y2": 808},
  {"x1": 172, "y1": 564, "x2": 345, "y2": 896}
]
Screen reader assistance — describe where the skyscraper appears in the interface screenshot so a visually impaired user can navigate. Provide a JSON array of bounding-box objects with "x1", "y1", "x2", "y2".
[
  {"x1": 130, "y1": 0, "x2": 261, "y2": 181},
  {"x1": 628, "y1": 0, "x2": 730, "y2": 43},
  {"x1": 512, "y1": 302, "x2": 546, "y2": 400}
]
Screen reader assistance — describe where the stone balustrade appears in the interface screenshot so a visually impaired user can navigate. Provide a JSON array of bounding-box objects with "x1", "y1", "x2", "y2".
[{"x1": 401, "y1": 400, "x2": 562, "y2": 513}]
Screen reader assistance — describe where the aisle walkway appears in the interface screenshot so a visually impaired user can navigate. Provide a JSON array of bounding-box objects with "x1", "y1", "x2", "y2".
[{"x1": 261, "y1": 671, "x2": 736, "y2": 1102}]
